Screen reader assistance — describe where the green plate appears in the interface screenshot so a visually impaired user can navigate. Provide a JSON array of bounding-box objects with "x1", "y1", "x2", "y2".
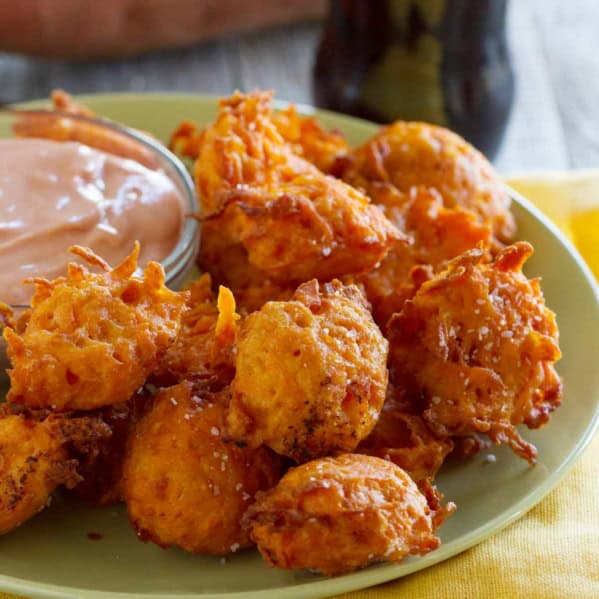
[{"x1": 0, "y1": 94, "x2": 598, "y2": 599}]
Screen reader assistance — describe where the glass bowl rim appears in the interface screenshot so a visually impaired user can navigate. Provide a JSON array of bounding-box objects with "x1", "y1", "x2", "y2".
[{"x1": 0, "y1": 108, "x2": 200, "y2": 310}]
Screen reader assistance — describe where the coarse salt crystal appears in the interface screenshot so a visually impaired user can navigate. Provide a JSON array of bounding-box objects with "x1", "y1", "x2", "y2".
[
  {"x1": 501, "y1": 330, "x2": 513, "y2": 338},
  {"x1": 230, "y1": 543, "x2": 240, "y2": 553},
  {"x1": 210, "y1": 427, "x2": 220, "y2": 436}
]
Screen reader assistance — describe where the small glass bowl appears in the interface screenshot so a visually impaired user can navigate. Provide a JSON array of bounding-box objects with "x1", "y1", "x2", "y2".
[{"x1": 0, "y1": 109, "x2": 200, "y2": 382}]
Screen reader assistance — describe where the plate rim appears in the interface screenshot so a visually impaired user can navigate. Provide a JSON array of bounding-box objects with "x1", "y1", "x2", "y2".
[{"x1": 1, "y1": 92, "x2": 598, "y2": 599}]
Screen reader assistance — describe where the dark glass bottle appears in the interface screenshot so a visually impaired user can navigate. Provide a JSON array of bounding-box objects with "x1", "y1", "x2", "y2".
[{"x1": 313, "y1": 0, "x2": 514, "y2": 159}]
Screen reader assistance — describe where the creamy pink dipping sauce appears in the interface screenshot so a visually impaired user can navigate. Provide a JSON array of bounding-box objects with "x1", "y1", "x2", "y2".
[{"x1": 0, "y1": 138, "x2": 185, "y2": 305}]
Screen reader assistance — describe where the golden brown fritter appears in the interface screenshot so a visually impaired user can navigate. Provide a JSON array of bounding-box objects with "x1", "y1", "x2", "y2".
[
  {"x1": 354, "y1": 186, "x2": 492, "y2": 328},
  {"x1": 151, "y1": 274, "x2": 240, "y2": 387},
  {"x1": 171, "y1": 102, "x2": 350, "y2": 176},
  {"x1": 205, "y1": 174, "x2": 401, "y2": 284},
  {"x1": 271, "y1": 104, "x2": 350, "y2": 175},
  {"x1": 244, "y1": 454, "x2": 454, "y2": 575},
  {"x1": 388, "y1": 242, "x2": 562, "y2": 463},
  {"x1": 122, "y1": 382, "x2": 281, "y2": 555},
  {"x1": 342, "y1": 120, "x2": 515, "y2": 242},
  {"x1": 193, "y1": 91, "x2": 400, "y2": 287},
  {"x1": 0, "y1": 410, "x2": 109, "y2": 534},
  {"x1": 358, "y1": 392, "x2": 453, "y2": 482},
  {"x1": 193, "y1": 90, "x2": 311, "y2": 213},
  {"x1": 0, "y1": 414, "x2": 73, "y2": 534},
  {"x1": 227, "y1": 279, "x2": 389, "y2": 462},
  {"x1": 4, "y1": 243, "x2": 186, "y2": 412}
]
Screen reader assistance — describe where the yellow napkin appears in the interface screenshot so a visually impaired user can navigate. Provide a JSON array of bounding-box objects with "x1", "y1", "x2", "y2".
[
  {"x1": 1, "y1": 171, "x2": 598, "y2": 599},
  {"x1": 505, "y1": 170, "x2": 599, "y2": 279}
]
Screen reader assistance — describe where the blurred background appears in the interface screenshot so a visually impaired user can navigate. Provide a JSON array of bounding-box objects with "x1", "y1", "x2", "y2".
[{"x1": 0, "y1": 0, "x2": 597, "y2": 173}]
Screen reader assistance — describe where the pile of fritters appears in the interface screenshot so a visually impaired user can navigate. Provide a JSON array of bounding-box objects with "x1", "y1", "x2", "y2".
[{"x1": 0, "y1": 90, "x2": 562, "y2": 577}]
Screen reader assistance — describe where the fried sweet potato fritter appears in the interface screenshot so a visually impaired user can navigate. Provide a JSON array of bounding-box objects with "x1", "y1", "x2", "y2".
[
  {"x1": 227, "y1": 279, "x2": 389, "y2": 462},
  {"x1": 4, "y1": 243, "x2": 186, "y2": 411},
  {"x1": 388, "y1": 242, "x2": 562, "y2": 463},
  {"x1": 152, "y1": 274, "x2": 240, "y2": 388},
  {"x1": 0, "y1": 411, "x2": 109, "y2": 534},
  {"x1": 342, "y1": 120, "x2": 515, "y2": 242},
  {"x1": 355, "y1": 186, "x2": 492, "y2": 328},
  {"x1": 205, "y1": 174, "x2": 401, "y2": 283},
  {"x1": 122, "y1": 382, "x2": 281, "y2": 555},
  {"x1": 171, "y1": 102, "x2": 350, "y2": 176},
  {"x1": 194, "y1": 91, "x2": 400, "y2": 288},
  {"x1": 271, "y1": 104, "x2": 349, "y2": 175},
  {"x1": 244, "y1": 454, "x2": 454, "y2": 575}
]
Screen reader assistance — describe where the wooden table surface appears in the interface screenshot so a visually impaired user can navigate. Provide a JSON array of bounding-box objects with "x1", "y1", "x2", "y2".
[{"x1": 0, "y1": 0, "x2": 597, "y2": 174}]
